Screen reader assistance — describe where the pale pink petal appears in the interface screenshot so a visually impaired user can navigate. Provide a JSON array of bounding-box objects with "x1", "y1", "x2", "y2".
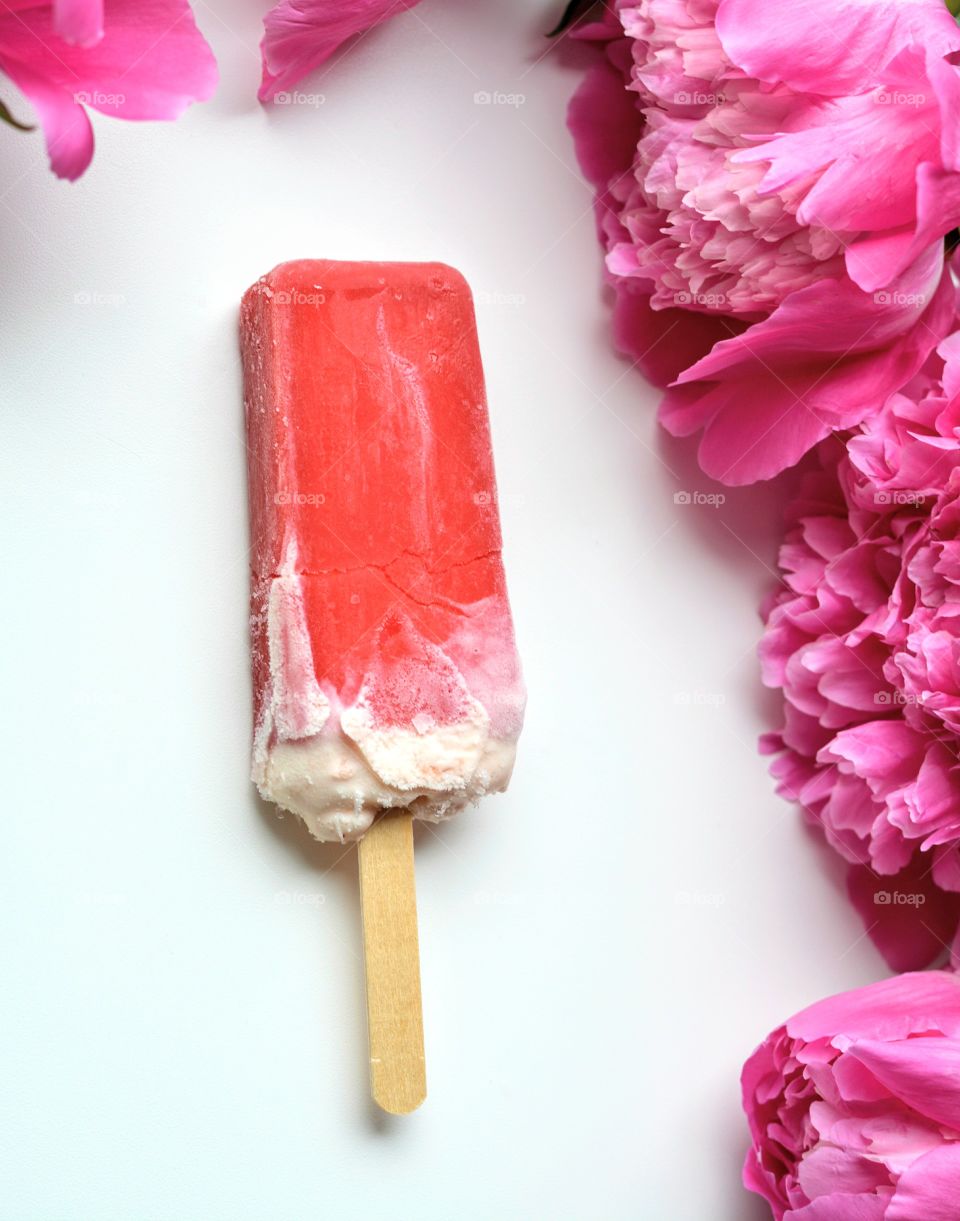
[
  {"x1": 848, "y1": 1038, "x2": 960, "y2": 1130},
  {"x1": 259, "y1": 0, "x2": 422, "y2": 102},
  {"x1": 786, "y1": 1195, "x2": 889, "y2": 1220},
  {"x1": 798, "y1": 1145, "x2": 891, "y2": 1199},
  {"x1": 886, "y1": 1144, "x2": 960, "y2": 1220},
  {"x1": 571, "y1": 0, "x2": 960, "y2": 486},
  {"x1": 733, "y1": 49, "x2": 939, "y2": 236},
  {"x1": 848, "y1": 164, "x2": 960, "y2": 293},
  {"x1": 663, "y1": 249, "x2": 955, "y2": 483},
  {"x1": 716, "y1": 0, "x2": 960, "y2": 95}
]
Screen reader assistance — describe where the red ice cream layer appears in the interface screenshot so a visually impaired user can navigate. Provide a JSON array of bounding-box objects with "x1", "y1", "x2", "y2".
[{"x1": 241, "y1": 259, "x2": 524, "y2": 739}]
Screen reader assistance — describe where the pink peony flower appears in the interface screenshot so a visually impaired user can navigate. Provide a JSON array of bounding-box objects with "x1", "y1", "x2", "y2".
[
  {"x1": 742, "y1": 970, "x2": 960, "y2": 1220},
  {"x1": 0, "y1": 0, "x2": 217, "y2": 179},
  {"x1": 568, "y1": 0, "x2": 960, "y2": 484},
  {"x1": 761, "y1": 328, "x2": 960, "y2": 970},
  {"x1": 259, "y1": 0, "x2": 424, "y2": 102}
]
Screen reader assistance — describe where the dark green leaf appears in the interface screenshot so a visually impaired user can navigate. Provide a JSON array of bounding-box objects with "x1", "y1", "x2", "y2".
[{"x1": 0, "y1": 98, "x2": 34, "y2": 132}]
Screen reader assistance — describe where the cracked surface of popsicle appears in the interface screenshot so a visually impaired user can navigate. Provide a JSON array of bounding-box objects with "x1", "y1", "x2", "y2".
[{"x1": 241, "y1": 259, "x2": 525, "y2": 842}]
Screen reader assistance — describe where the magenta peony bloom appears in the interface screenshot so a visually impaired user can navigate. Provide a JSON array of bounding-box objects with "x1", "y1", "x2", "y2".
[
  {"x1": 0, "y1": 0, "x2": 217, "y2": 179},
  {"x1": 761, "y1": 327, "x2": 960, "y2": 970},
  {"x1": 568, "y1": 0, "x2": 960, "y2": 484},
  {"x1": 743, "y1": 970, "x2": 960, "y2": 1220},
  {"x1": 259, "y1": 0, "x2": 423, "y2": 102}
]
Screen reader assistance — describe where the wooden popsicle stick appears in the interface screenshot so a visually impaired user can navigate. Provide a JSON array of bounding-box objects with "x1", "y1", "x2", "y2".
[{"x1": 357, "y1": 810, "x2": 426, "y2": 1114}]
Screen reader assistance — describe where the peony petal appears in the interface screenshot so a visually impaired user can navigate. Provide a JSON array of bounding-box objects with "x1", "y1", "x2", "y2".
[
  {"x1": 848, "y1": 164, "x2": 960, "y2": 294},
  {"x1": 786, "y1": 1196, "x2": 889, "y2": 1220},
  {"x1": 0, "y1": 0, "x2": 216, "y2": 178},
  {"x1": 0, "y1": 56, "x2": 93, "y2": 179},
  {"x1": 664, "y1": 246, "x2": 954, "y2": 484},
  {"x1": 847, "y1": 1038, "x2": 960, "y2": 1130},
  {"x1": 733, "y1": 49, "x2": 940, "y2": 238},
  {"x1": 846, "y1": 860, "x2": 960, "y2": 973},
  {"x1": 610, "y1": 284, "x2": 736, "y2": 388},
  {"x1": 53, "y1": 0, "x2": 104, "y2": 46},
  {"x1": 259, "y1": 0, "x2": 422, "y2": 102},
  {"x1": 716, "y1": 0, "x2": 960, "y2": 96},
  {"x1": 798, "y1": 1144, "x2": 891, "y2": 1199},
  {"x1": 886, "y1": 1143, "x2": 960, "y2": 1220},
  {"x1": 787, "y1": 970, "x2": 960, "y2": 1044},
  {"x1": 567, "y1": 58, "x2": 641, "y2": 196},
  {"x1": 819, "y1": 720, "x2": 925, "y2": 785}
]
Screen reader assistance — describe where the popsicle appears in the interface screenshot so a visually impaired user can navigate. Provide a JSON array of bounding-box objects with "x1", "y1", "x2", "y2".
[{"x1": 240, "y1": 259, "x2": 525, "y2": 1111}]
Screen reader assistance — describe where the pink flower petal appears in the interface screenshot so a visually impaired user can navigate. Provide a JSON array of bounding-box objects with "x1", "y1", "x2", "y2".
[
  {"x1": 848, "y1": 164, "x2": 960, "y2": 294},
  {"x1": 0, "y1": 56, "x2": 93, "y2": 179},
  {"x1": 259, "y1": 0, "x2": 422, "y2": 102},
  {"x1": 798, "y1": 1145, "x2": 891, "y2": 1199},
  {"x1": 54, "y1": 0, "x2": 103, "y2": 46},
  {"x1": 0, "y1": 0, "x2": 217, "y2": 179},
  {"x1": 663, "y1": 247, "x2": 954, "y2": 484},
  {"x1": 716, "y1": 0, "x2": 960, "y2": 96},
  {"x1": 733, "y1": 49, "x2": 940, "y2": 237},
  {"x1": 567, "y1": 58, "x2": 641, "y2": 198},
  {"x1": 786, "y1": 1194, "x2": 889, "y2": 1220},
  {"x1": 787, "y1": 970, "x2": 960, "y2": 1044},
  {"x1": 886, "y1": 1143, "x2": 960, "y2": 1220},
  {"x1": 846, "y1": 860, "x2": 960, "y2": 972},
  {"x1": 848, "y1": 1038, "x2": 960, "y2": 1130},
  {"x1": 610, "y1": 284, "x2": 738, "y2": 388}
]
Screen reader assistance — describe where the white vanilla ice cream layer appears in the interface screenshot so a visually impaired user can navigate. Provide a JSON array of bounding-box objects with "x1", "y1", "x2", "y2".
[{"x1": 251, "y1": 543, "x2": 518, "y2": 843}]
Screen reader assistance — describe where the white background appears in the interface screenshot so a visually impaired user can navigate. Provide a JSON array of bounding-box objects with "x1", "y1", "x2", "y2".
[{"x1": 0, "y1": 2, "x2": 887, "y2": 1218}]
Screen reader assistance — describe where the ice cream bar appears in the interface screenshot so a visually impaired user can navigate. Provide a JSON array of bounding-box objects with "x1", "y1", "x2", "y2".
[{"x1": 240, "y1": 260, "x2": 525, "y2": 844}]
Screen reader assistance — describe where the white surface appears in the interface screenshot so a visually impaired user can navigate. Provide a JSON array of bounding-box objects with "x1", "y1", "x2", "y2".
[{"x1": 0, "y1": 3, "x2": 886, "y2": 1218}]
